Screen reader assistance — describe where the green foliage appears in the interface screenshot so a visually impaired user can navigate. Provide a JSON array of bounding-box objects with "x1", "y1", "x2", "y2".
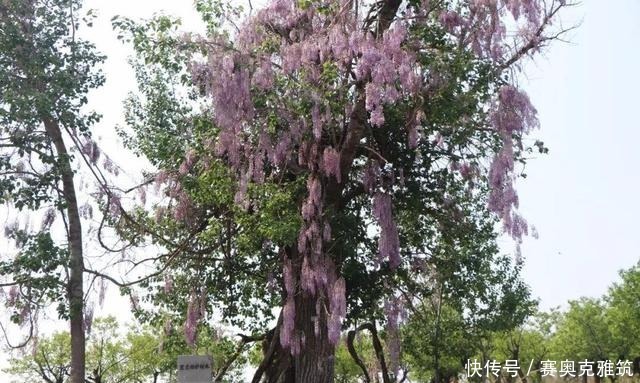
[
  {"x1": 5, "y1": 331, "x2": 71, "y2": 383},
  {"x1": 111, "y1": 12, "x2": 297, "y2": 332},
  {"x1": 607, "y1": 263, "x2": 640, "y2": 359},
  {"x1": 551, "y1": 298, "x2": 614, "y2": 362},
  {"x1": 487, "y1": 310, "x2": 560, "y2": 383},
  {"x1": 0, "y1": 0, "x2": 104, "y2": 322},
  {"x1": 0, "y1": 232, "x2": 68, "y2": 321},
  {"x1": 402, "y1": 252, "x2": 535, "y2": 382},
  {"x1": 334, "y1": 335, "x2": 378, "y2": 383},
  {"x1": 0, "y1": 0, "x2": 105, "y2": 135},
  {"x1": 5, "y1": 316, "x2": 248, "y2": 383},
  {"x1": 456, "y1": 262, "x2": 640, "y2": 383},
  {"x1": 0, "y1": 1, "x2": 575, "y2": 382},
  {"x1": 0, "y1": 0, "x2": 104, "y2": 211}
]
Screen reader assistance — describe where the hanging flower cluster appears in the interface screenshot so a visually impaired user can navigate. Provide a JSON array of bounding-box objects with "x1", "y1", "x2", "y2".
[
  {"x1": 184, "y1": 288, "x2": 208, "y2": 347},
  {"x1": 488, "y1": 85, "x2": 539, "y2": 240}
]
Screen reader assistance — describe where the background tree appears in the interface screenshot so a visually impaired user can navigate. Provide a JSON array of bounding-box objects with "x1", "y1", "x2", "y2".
[
  {"x1": 5, "y1": 331, "x2": 71, "y2": 383},
  {"x1": 483, "y1": 263, "x2": 640, "y2": 383},
  {"x1": 551, "y1": 298, "x2": 614, "y2": 367},
  {"x1": 5, "y1": 315, "x2": 249, "y2": 383},
  {"x1": 402, "y1": 249, "x2": 535, "y2": 383},
  {"x1": 489, "y1": 310, "x2": 560, "y2": 383},
  {"x1": 606, "y1": 262, "x2": 640, "y2": 367},
  {"x1": 0, "y1": 1, "x2": 105, "y2": 382},
  {"x1": 334, "y1": 336, "x2": 378, "y2": 383}
]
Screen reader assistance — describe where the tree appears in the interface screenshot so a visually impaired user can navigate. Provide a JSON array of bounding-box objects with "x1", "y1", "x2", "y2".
[
  {"x1": 5, "y1": 316, "x2": 248, "y2": 383},
  {"x1": 0, "y1": 1, "x2": 105, "y2": 382},
  {"x1": 402, "y1": 250, "x2": 535, "y2": 383},
  {"x1": 107, "y1": 0, "x2": 572, "y2": 381},
  {"x1": 489, "y1": 310, "x2": 560, "y2": 383},
  {"x1": 542, "y1": 264, "x2": 640, "y2": 379},
  {"x1": 5, "y1": 331, "x2": 71, "y2": 383},
  {"x1": 606, "y1": 262, "x2": 640, "y2": 365},
  {"x1": 549, "y1": 297, "x2": 616, "y2": 383},
  {"x1": 334, "y1": 336, "x2": 377, "y2": 383}
]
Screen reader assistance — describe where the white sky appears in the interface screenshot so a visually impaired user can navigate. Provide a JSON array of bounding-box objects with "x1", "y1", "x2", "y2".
[
  {"x1": 2, "y1": 0, "x2": 639, "y2": 378},
  {"x1": 515, "y1": 0, "x2": 640, "y2": 310}
]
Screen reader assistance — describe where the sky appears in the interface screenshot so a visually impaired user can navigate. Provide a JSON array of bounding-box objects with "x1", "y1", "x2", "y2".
[
  {"x1": 514, "y1": 0, "x2": 640, "y2": 310},
  {"x1": 2, "y1": 0, "x2": 640, "y2": 378}
]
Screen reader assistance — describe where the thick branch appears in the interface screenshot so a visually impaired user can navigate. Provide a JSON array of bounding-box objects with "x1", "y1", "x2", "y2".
[
  {"x1": 214, "y1": 334, "x2": 264, "y2": 382},
  {"x1": 251, "y1": 315, "x2": 283, "y2": 383},
  {"x1": 375, "y1": 0, "x2": 402, "y2": 36},
  {"x1": 351, "y1": 322, "x2": 392, "y2": 383},
  {"x1": 346, "y1": 329, "x2": 371, "y2": 383}
]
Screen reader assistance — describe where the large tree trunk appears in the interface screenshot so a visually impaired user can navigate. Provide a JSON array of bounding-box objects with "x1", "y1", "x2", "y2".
[
  {"x1": 42, "y1": 116, "x2": 85, "y2": 383},
  {"x1": 259, "y1": 258, "x2": 336, "y2": 382},
  {"x1": 260, "y1": 293, "x2": 335, "y2": 383},
  {"x1": 292, "y1": 289, "x2": 335, "y2": 383}
]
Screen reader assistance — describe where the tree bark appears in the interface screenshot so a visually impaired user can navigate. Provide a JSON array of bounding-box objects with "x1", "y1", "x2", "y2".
[
  {"x1": 292, "y1": 289, "x2": 335, "y2": 383},
  {"x1": 42, "y1": 116, "x2": 85, "y2": 383},
  {"x1": 255, "y1": 249, "x2": 336, "y2": 383},
  {"x1": 348, "y1": 322, "x2": 392, "y2": 383},
  {"x1": 347, "y1": 329, "x2": 371, "y2": 383}
]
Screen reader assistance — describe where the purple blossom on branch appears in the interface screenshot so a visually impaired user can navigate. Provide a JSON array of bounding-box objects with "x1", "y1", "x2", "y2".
[
  {"x1": 280, "y1": 296, "x2": 296, "y2": 350},
  {"x1": 372, "y1": 192, "x2": 401, "y2": 269},
  {"x1": 184, "y1": 291, "x2": 200, "y2": 347}
]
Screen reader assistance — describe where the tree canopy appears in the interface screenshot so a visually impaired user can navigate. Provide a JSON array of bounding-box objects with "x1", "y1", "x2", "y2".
[{"x1": 106, "y1": 0, "x2": 570, "y2": 381}]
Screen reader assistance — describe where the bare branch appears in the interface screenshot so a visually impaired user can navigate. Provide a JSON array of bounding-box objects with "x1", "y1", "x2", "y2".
[{"x1": 499, "y1": 1, "x2": 578, "y2": 71}]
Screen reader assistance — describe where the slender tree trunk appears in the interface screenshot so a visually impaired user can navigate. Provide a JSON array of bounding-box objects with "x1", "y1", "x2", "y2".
[
  {"x1": 433, "y1": 282, "x2": 444, "y2": 383},
  {"x1": 42, "y1": 116, "x2": 85, "y2": 383},
  {"x1": 91, "y1": 368, "x2": 102, "y2": 383},
  {"x1": 593, "y1": 362, "x2": 601, "y2": 383},
  {"x1": 13, "y1": 4, "x2": 86, "y2": 378}
]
